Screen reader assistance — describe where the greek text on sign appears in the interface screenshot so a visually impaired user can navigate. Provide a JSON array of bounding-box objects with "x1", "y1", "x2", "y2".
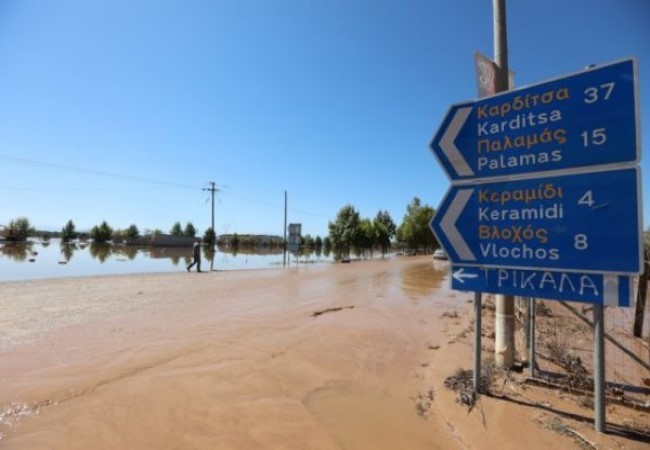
[
  {"x1": 430, "y1": 167, "x2": 642, "y2": 274},
  {"x1": 431, "y1": 59, "x2": 639, "y2": 182},
  {"x1": 451, "y1": 265, "x2": 633, "y2": 306}
]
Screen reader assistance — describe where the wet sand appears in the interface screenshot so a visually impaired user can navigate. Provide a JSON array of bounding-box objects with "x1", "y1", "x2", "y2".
[{"x1": 0, "y1": 256, "x2": 647, "y2": 449}]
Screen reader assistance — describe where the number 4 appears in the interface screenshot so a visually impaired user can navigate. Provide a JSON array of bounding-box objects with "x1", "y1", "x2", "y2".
[{"x1": 579, "y1": 191, "x2": 595, "y2": 207}]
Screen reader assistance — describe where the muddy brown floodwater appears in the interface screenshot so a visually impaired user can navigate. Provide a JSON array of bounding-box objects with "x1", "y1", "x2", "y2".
[{"x1": 0, "y1": 256, "x2": 647, "y2": 449}]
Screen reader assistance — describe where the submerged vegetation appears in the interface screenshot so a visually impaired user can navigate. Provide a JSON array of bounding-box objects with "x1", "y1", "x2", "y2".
[{"x1": 2, "y1": 196, "x2": 438, "y2": 254}]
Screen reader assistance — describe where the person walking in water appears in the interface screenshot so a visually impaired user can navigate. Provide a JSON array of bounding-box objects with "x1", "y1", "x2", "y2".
[{"x1": 187, "y1": 239, "x2": 202, "y2": 272}]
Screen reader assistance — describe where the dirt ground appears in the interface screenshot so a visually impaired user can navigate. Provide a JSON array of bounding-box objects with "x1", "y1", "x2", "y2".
[{"x1": 0, "y1": 256, "x2": 648, "y2": 449}]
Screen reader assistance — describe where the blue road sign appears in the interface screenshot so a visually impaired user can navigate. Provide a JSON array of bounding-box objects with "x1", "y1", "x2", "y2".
[
  {"x1": 450, "y1": 265, "x2": 633, "y2": 306},
  {"x1": 431, "y1": 58, "x2": 639, "y2": 182},
  {"x1": 430, "y1": 167, "x2": 642, "y2": 274}
]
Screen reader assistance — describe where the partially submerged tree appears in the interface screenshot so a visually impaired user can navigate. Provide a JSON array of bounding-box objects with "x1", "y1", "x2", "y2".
[
  {"x1": 397, "y1": 197, "x2": 437, "y2": 252},
  {"x1": 5, "y1": 217, "x2": 33, "y2": 241},
  {"x1": 328, "y1": 204, "x2": 361, "y2": 255},
  {"x1": 127, "y1": 224, "x2": 140, "y2": 239},
  {"x1": 61, "y1": 219, "x2": 77, "y2": 242},
  {"x1": 202, "y1": 227, "x2": 216, "y2": 246},
  {"x1": 374, "y1": 210, "x2": 396, "y2": 255},
  {"x1": 91, "y1": 221, "x2": 113, "y2": 243}
]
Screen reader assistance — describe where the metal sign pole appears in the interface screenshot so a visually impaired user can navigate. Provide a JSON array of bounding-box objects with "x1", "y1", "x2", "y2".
[
  {"x1": 593, "y1": 304, "x2": 605, "y2": 431},
  {"x1": 529, "y1": 298, "x2": 536, "y2": 377},
  {"x1": 473, "y1": 291, "x2": 482, "y2": 393}
]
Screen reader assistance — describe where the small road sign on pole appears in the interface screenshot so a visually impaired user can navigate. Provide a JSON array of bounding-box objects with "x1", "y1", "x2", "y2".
[{"x1": 451, "y1": 265, "x2": 634, "y2": 306}]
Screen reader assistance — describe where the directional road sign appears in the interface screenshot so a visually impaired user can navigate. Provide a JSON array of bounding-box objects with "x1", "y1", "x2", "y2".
[
  {"x1": 451, "y1": 265, "x2": 633, "y2": 306},
  {"x1": 430, "y1": 167, "x2": 642, "y2": 274},
  {"x1": 431, "y1": 58, "x2": 639, "y2": 182}
]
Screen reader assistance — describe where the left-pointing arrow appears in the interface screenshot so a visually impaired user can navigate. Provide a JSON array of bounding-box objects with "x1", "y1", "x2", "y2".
[
  {"x1": 439, "y1": 106, "x2": 473, "y2": 178},
  {"x1": 440, "y1": 188, "x2": 475, "y2": 261},
  {"x1": 453, "y1": 267, "x2": 478, "y2": 283}
]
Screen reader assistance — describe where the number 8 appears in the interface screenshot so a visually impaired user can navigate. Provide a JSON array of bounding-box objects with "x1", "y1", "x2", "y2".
[{"x1": 574, "y1": 234, "x2": 588, "y2": 250}]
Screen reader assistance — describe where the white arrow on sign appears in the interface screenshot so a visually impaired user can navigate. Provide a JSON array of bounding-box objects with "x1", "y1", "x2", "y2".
[
  {"x1": 439, "y1": 106, "x2": 473, "y2": 178},
  {"x1": 453, "y1": 267, "x2": 478, "y2": 284},
  {"x1": 440, "y1": 188, "x2": 476, "y2": 261}
]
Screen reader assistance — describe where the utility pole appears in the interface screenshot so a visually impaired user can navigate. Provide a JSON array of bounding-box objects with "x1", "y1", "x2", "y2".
[
  {"x1": 283, "y1": 190, "x2": 288, "y2": 267},
  {"x1": 493, "y1": 0, "x2": 515, "y2": 369},
  {"x1": 203, "y1": 181, "x2": 219, "y2": 249}
]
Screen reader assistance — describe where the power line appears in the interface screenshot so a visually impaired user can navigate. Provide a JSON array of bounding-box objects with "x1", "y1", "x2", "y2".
[
  {"x1": 0, "y1": 153, "x2": 200, "y2": 190},
  {"x1": 0, "y1": 153, "x2": 328, "y2": 218},
  {"x1": 0, "y1": 185, "x2": 181, "y2": 192}
]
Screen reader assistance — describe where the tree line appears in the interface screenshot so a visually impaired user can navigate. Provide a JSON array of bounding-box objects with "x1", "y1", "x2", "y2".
[
  {"x1": 1, "y1": 217, "x2": 217, "y2": 245},
  {"x1": 2, "y1": 197, "x2": 438, "y2": 253},
  {"x1": 326, "y1": 197, "x2": 438, "y2": 257}
]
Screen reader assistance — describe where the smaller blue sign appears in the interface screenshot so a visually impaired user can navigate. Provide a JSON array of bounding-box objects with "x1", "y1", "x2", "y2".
[{"x1": 451, "y1": 265, "x2": 633, "y2": 307}]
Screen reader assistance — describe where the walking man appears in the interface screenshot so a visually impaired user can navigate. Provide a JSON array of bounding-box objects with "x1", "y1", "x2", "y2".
[{"x1": 187, "y1": 239, "x2": 202, "y2": 272}]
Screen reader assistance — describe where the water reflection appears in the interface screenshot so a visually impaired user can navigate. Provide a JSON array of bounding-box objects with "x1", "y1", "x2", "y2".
[
  {"x1": 150, "y1": 246, "x2": 186, "y2": 266},
  {"x1": 89, "y1": 242, "x2": 112, "y2": 263},
  {"x1": 1, "y1": 242, "x2": 32, "y2": 262},
  {"x1": 113, "y1": 245, "x2": 138, "y2": 261},
  {"x1": 60, "y1": 242, "x2": 78, "y2": 263},
  {"x1": 0, "y1": 238, "x2": 336, "y2": 282},
  {"x1": 400, "y1": 261, "x2": 446, "y2": 300},
  {"x1": 203, "y1": 247, "x2": 215, "y2": 271}
]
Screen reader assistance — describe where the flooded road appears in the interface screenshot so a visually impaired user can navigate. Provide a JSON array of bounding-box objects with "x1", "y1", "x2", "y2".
[
  {"x1": 0, "y1": 257, "x2": 461, "y2": 449},
  {"x1": 2, "y1": 257, "x2": 642, "y2": 449},
  {"x1": 0, "y1": 238, "x2": 332, "y2": 282}
]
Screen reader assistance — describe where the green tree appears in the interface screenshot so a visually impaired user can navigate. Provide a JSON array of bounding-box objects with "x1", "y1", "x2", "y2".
[
  {"x1": 314, "y1": 236, "x2": 323, "y2": 249},
  {"x1": 91, "y1": 221, "x2": 114, "y2": 243},
  {"x1": 328, "y1": 204, "x2": 361, "y2": 254},
  {"x1": 144, "y1": 228, "x2": 163, "y2": 237},
  {"x1": 127, "y1": 224, "x2": 140, "y2": 238},
  {"x1": 183, "y1": 222, "x2": 197, "y2": 237},
  {"x1": 375, "y1": 210, "x2": 396, "y2": 236},
  {"x1": 302, "y1": 234, "x2": 314, "y2": 249},
  {"x1": 202, "y1": 227, "x2": 216, "y2": 246},
  {"x1": 170, "y1": 222, "x2": 183, "y2": 236},
  {"x1": 357, "y1": 218, "x2": 376, "y2": 258},
  {"x1": 374, "y1": 210, "x2": 396, "y2": 255},
  {"x1": 397, "y1": 197, "x2": 437, "y2": 252},
  {"x1": 61, "y1": 219, "x2": 77, "y2": 242},
  {"x1": 5, "y1": 217, "x2": 33, "y2": 241},
  {"x1": 373, "y1": 221, "x2": 390, "y2": 256}
]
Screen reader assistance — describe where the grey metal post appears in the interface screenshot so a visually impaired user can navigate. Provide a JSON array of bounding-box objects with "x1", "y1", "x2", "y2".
[
  {"x1": 529, "y1": 298, "x2": 536, "y2": 377},
  {"x1": 493, "y1": 0, "x2": 509, "y2": 93},
  {"x1": 473, "y1": 291, "x2": 482, "y2": 393},
  {"x1": 283, "y1": 190, "x2": 287, "y2": 267},
  {"x1": 493, "y1": 0, "x2": 515, "y2": 369},
  {"x1": 593, "y1": 304, "x2": 605, "y2": 432}
]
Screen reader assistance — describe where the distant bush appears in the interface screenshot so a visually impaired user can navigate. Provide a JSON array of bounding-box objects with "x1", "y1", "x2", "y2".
[
  {"x1": 61, "y1": 219, "x2": 77, "y2": 242},
  {"x1": 183, "y1": 222, "x2": 196, "y2": 237},
  {"x1": 170, "y1": 222, "x2": 183, "y2": 236},
  {"x1": 203, "y1": 227, "x2": 216, "y2": 245},
  {"x1": 91, "y1": 221, "x2": 113, "y2": 243},
  {"x1": 5, "y1": 217, "x2": 33, "y2": 241}
]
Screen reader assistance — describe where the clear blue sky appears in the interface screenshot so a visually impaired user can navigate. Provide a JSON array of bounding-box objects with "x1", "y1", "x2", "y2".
[{"x1": 0, "y1": 0, "x2": 648, "y2": 238}]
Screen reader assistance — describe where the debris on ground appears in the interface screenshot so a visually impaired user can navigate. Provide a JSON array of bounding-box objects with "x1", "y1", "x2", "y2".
[{"x1": 310, "y1": 306, "x2": 355, "y2": 317}]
